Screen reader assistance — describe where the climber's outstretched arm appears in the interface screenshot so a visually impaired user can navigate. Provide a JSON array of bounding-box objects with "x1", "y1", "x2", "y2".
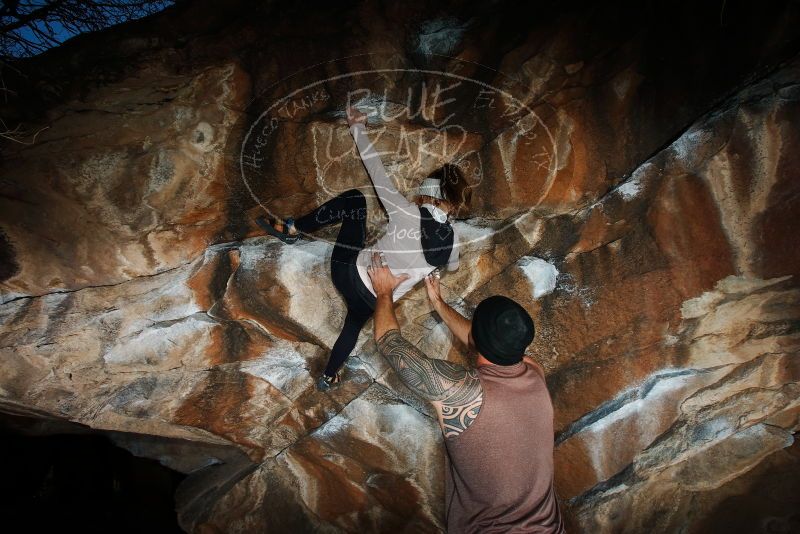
[
  {"x1": 367, "y1": 253, "x2": 483, "y2": 438},
  {"x1": 346, "y1": 106, "x2": 416, "y2": 218}
]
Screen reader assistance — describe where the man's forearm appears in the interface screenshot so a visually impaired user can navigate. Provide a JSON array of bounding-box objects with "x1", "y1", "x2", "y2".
[
  {"x1": 373, "y1": 293, "x2": 400, "y2": 341},
  {"x1": 376, "y1": 329, "x2": 477, "y2": 404},
  {"x1": 432, "y1": 299, "x2": 472, "y2": 348}
]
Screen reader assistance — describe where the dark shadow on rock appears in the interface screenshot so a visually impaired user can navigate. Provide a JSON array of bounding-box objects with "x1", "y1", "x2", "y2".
[
  {"x1": 0, "y1": 228, "x2": 19, "y2": 283},
  {"x1": 0, "y1": 406, "x2": 257, "y2": 534}
]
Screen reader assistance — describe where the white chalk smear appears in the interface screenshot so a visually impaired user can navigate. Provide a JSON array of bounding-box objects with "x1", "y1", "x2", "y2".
[
  {"x1": 617, "y1": 177, "x2": 641, "y2": 200},
  {"x1": 613, "y1": 161, "x2": 653, "y2": 202},
  {"x1": 517, "y1": 256, "x2": 558, "y2": 298}
]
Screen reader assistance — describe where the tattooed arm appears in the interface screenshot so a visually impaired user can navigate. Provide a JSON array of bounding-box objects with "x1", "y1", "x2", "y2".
[
  {"x1": 376, "y1": 329, "x2": 483, "y2": 437},
  {"x1": 367, "y1": 251, "x2": 483, "y2": 437}
]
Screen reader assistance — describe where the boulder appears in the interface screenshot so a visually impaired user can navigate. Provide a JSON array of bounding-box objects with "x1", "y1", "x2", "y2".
[{"x1": 1, "y1": 0, "x2": 799, "y2": 531}]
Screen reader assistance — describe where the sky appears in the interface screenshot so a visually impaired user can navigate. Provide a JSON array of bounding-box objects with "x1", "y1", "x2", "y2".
[{"x1": 3, "y1": 1, "x2": 173, "y2": 58}]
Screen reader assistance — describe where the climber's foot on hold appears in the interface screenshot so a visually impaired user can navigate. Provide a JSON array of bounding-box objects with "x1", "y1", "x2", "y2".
[
  {"x1": 256, "y1": 216, "x2": 299, "y2": 244},
  {"x1": 316, "y1": 372, "x2": 341, "y2": 392}
]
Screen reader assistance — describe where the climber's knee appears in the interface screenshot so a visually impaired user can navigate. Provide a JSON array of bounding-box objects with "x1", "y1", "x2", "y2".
[{"x1": 341, "y1": 189, "x2": 366, "y2": 219}]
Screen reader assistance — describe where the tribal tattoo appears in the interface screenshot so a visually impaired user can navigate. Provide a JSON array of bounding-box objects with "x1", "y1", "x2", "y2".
[{"x1": 377, "y1": 329, "x2": 483, "y2": 437}]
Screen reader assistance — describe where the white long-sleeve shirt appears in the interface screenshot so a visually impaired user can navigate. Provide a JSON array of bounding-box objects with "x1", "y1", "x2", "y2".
[{"x1": 348, "y1": 122, "x2": 459, "y2": 299}]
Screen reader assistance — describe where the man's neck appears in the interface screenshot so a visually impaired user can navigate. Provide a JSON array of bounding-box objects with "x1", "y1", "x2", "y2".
[{"x1": 475, "y1": 353, "x2": 493, "y2": 367}]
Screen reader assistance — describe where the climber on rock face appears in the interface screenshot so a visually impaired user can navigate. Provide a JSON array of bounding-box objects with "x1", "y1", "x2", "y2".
[
  {"x1": 257, "y1": 106, "x2": 465, "y2": 391},
  {"x1": 366, "y1": 251, "x2": 566, "y2": 533}
]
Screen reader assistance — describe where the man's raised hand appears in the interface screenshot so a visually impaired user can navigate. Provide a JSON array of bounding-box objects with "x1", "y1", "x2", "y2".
[
  {"x1": 367, "y1": 252, "x2": 409, "y2": 298},
  {"x1": 424, "y1": 273, "x2": 444, "y2": 310}
]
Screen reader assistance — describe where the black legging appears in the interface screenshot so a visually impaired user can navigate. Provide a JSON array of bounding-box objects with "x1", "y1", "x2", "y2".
[{"x1": 294, "y1": 189, "x2": 376, "y2": 377}]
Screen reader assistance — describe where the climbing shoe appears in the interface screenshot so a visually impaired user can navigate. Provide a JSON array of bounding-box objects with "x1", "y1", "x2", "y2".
[
  {"x1": 315, "y1": 372, "x2": 341, "y2": 392},
  {"x1": 256, "y1": 216, "x2": 300, "y2": 244}
]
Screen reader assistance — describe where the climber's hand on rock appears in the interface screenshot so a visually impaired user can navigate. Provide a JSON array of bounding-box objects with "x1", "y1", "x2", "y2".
[
  {"x1": 424, "y1": 273, "x2": 443, "y2": 309},
  {"x1": 367, "y1": 252, "x2": 408, "y2": 298},
  {"x1": 346, "y1": 105, "x2": 367, "y2": 127}
]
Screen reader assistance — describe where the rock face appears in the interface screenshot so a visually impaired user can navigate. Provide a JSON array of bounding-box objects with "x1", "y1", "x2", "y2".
[{"x1": 1, "y1": 0, "x2": 799, "y2": 532}]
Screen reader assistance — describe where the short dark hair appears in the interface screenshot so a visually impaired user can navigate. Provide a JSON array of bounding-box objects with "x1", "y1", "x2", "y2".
[{"x1": 471, "y1": 296, "x2": 535, "y2": 365}]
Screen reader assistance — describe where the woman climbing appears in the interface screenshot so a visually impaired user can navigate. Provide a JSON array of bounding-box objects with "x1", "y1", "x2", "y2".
[{"x1": 257, "y1": 106, "x2": 466, "y2": 390}]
